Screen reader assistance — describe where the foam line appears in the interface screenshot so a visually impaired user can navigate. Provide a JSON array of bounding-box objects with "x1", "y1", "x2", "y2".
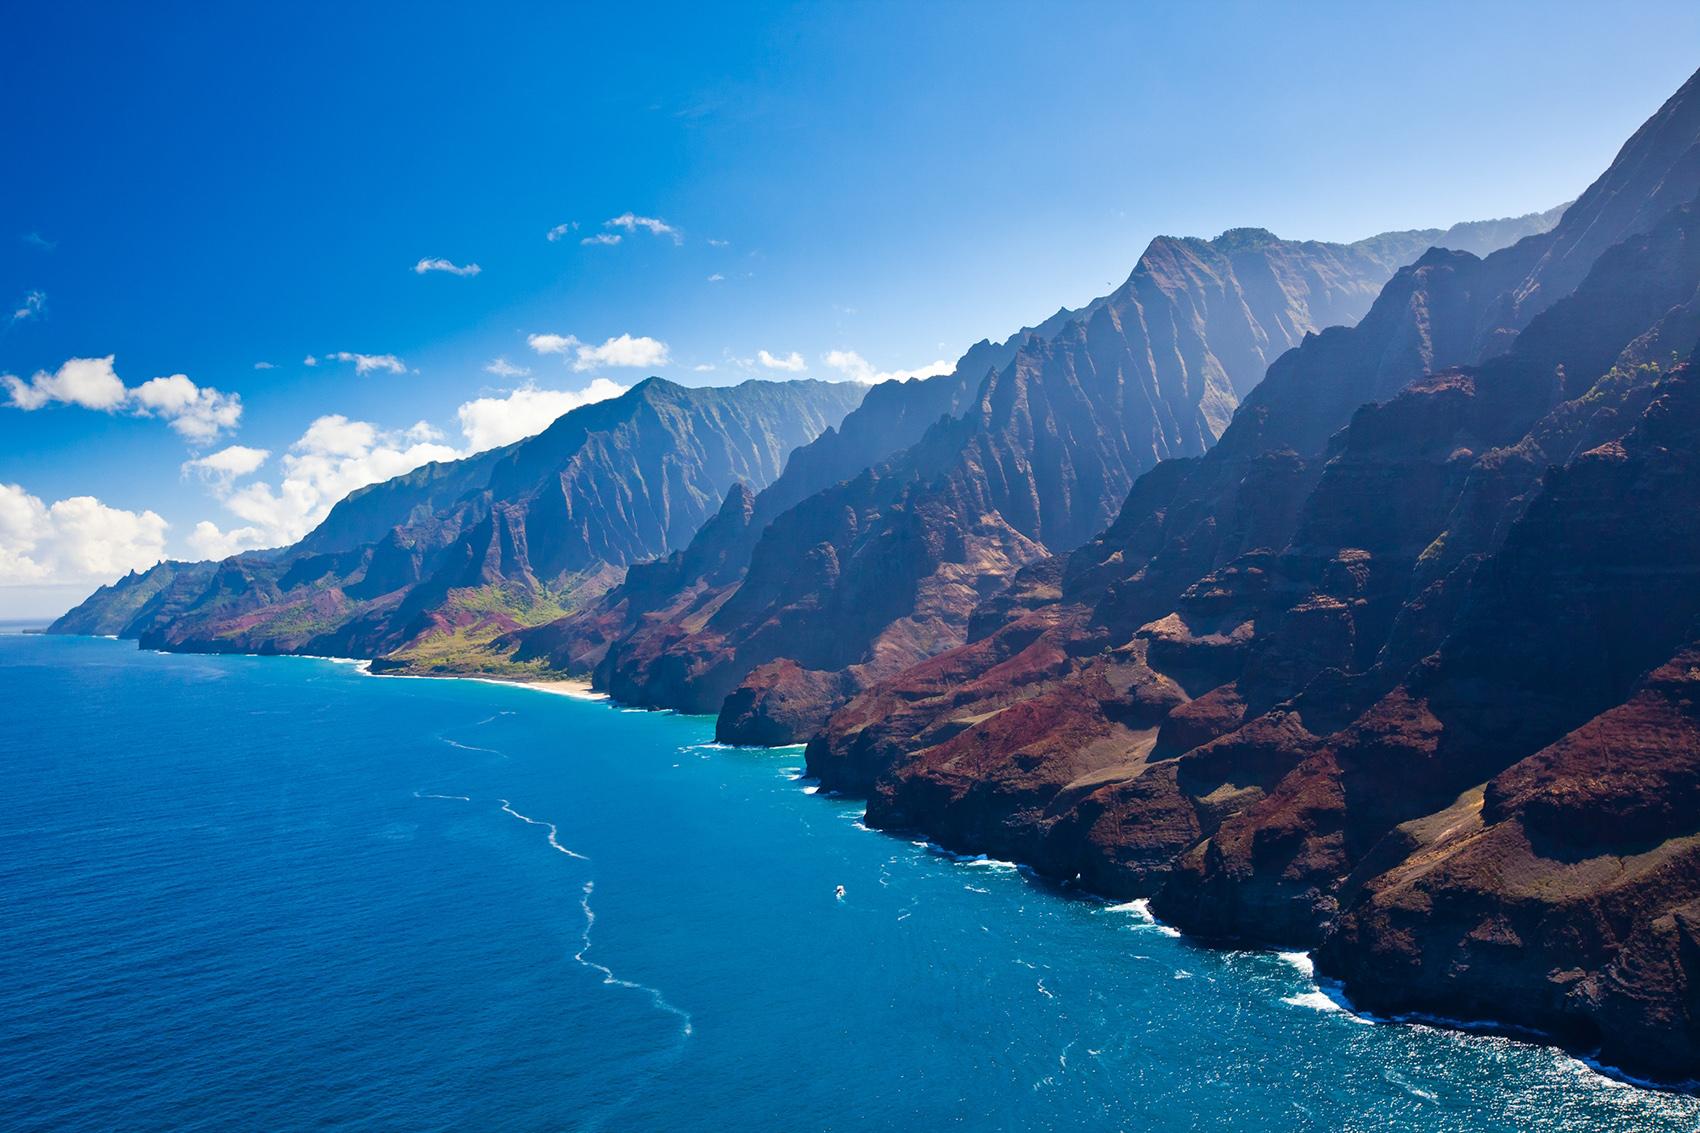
[
  {"x1": 498, "y1": 799, "x2": 591, "y2": 860},
  {"x1": 576, "y1": 881, "x2": 694, "y2": 1038},
  {"x1": 439, "y1": 736, "x2": 501, "y2": 754}
]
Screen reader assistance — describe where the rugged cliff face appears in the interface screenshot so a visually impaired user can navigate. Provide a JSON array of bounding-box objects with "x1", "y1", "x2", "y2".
[
  {"x1": 518, "y1": 213, "x2": 1561, "y2": 743},
  {"x1": 51, "y1": 378, "x2": 865, "y2": 667},
  {"x1": 803, "y1": 66, "x2": 1700, "y2": 1082}
]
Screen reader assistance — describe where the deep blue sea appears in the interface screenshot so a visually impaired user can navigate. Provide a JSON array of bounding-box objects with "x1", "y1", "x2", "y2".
[{"x1": 4, "y1": 632, "x2": 1698, "y2": 1132}]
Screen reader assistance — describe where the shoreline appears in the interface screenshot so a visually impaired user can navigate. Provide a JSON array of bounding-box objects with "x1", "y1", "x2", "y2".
[
  {"x1": 361, "y1": 664, "x2": 607, "y2": 702},
  {"x1": 61, "y1": 632, "x2": 1698, "y2": 1093}
]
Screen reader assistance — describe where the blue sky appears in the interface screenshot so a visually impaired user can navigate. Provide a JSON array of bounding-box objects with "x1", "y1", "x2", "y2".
[{"x1": 4, "y1": 1, "x2": 1699, "y2": 616}]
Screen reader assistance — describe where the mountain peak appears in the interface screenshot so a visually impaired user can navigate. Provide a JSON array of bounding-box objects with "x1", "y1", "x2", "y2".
[{"x1": 1212, "y1": 226, "x2": 1281, "y2": 248}]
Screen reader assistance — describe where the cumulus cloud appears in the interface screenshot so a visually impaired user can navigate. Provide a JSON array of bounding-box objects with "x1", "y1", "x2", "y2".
[
  {"x1": 12, "y1": 290, "x2": 45, "y2": 323},
  {"x1": 526, "y1": 332, "x2": 669, "y2": 371},
  {"x1": 757, "y1": 349, "x2": 807, "y2": 373},
  {"x1": 546, "y1": 221, "x2": 578, "y2": 242},
  {"x1": 2, "y1": 356, "x2": 128, "y2": 411},
  {"x1": 2, "y1": 356, "x2": 243, "y2": 444},
  {"x1": 456, "y1": 378, "x2": 628, "y2": 453},
  {"x1": 303, "y1": 355, "x2": 319, "y2": 366},
  {"x1": 413, "y1": 257, "x2": 481, "y2": 277},
  {"x1": 574, "y1": 334, "x2": 668, "y2": 371},
  {"x1": 605, "y1": 212, "x2": 682, "y2": 243},
  {"x1": 182, "y1": 444, "x2": 270, "y2": 486},
  {"x1": 526, "y1": 333, "x2": 576, "y2": 355},
  {"x1": 190, "y1": 415, "x2": 460, "y2": 556},
  {"x1": 580, "y1": 232, "x2": 622, "y2": 246},
  {"x1": 131, "y1": 374, "x2": 244, "y2": 443},
  {"x1": 823, "y1": 350, "x2": 953, "y2": 385},
  {"x1": 484, "y1": 357, "x2": 530, "y2": 378},
  {"x1": 327, "y1": 351, "x2": 406, "y2": 375},
  {"x1": 0, "y1": 482, "x2": 169, "y2": 586}
]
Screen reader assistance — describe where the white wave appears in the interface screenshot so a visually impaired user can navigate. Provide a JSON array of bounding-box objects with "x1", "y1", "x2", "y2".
[
  {"x1": 413, "y1": 790, "x2": 471, "y2": 802},
  {"x1": 1283, "y1": 990, "x2": 1342, "y2": 1013},
  {"x1": 498, "y1": 799, "x2": 590, "y2": 860},
  {"x1": 1105, "y1": 898, "x2": 1182, "y2": 936},
  {"x1": 1173, "y1": 970, "x2": 1193, "y2": 980},
  {"x1": 1036, "y1": 979, "x2": 1055, "y2": 999},
  {"x1": 917, "y1": 841, "x2": 1019, "y2": 871},
  {"x1": 1277, "y1": 950, "x2": 1315, "y2": 978},
  {"x1": 576, "y1": 881, "x2": 693, "y2": 1038}
]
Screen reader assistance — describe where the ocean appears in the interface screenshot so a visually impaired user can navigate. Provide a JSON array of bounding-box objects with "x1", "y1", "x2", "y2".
[{"x1": 3, "y1": 632, "x2": 1695, "y2": 1131}]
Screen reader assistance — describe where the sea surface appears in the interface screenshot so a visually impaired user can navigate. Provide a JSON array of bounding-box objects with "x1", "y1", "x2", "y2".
[{"x1": 4, "y1": 633, "x2": 1698, "y2": 1132}]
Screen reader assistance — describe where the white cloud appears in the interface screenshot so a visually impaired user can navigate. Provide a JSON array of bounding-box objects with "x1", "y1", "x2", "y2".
[
  {"x1": 253, "y1": 361, "x2": 275, "y2": 370},
  {"x1": 192, "y1": 414, "x2": 460, "y2": 555},
  {"x1": 187, "y1": 520, "x2": 268, "y2": 560},
  {"x1": 303, "y1": 355, "x2": 319, "y2": 367},
  {"x1": 707, "y1": 238, "x2": 729, "y2": 248},
  {"x1": 131, "y1": 374, "x2": 244, "y2": 443},
  {"x1": 605, "y1": 212, "x2": 681, "y2": 243},
  {"x1": 526, "y1": 333, "x2": 577, "y2": 355},
  {"x1": 0, "y1": 482, "x2": 169, "y2": 586},
  {"x1": 455, "y1": 378, "x2": 628, "y2": 453},
  {"x1": 581, "y1": 232, "x2": 622, "y2": 246},
  {"x1": 757, "y1": 349, "x2": 807, "y2": 373},
  {"x1": 3, "y1": 356, "x2": 128, "y2": 411},
  {"x1": 526, "y1": 332, "x2": 669, "y2": 371},
  {"x1": 12, "y1": 290, "x2": 45, "y2": 322},
  {"x1": 327, "y1": 351, "x2": 406, "y2": 375},
  {"x1": 692, "y1": 363, "x2": 716, "y2": 372},
  {"x1": 573, "y1": 334, "x2": 668, "y2": 372},
  {"x1": 182, "y1": 444, "x2": 270, "y2": 485},
  {"x1": 484, "y1": 357, "x2": 531, "y2": 378},
  {"x1": 707, "y1": 273, "x2": 725, "y2": 283},
  {"x1": 823, "y1": 350, "x2": 953, "y2": 385},
  {"x1": 413, "y1": 257, "x2": 481, "y2": 277},
  {"x1": 546, "y1": 221, "x2": 579, "y2": 242},
  {"x1": 2, "y1": 356, "x2": 243, "y2": 444}
]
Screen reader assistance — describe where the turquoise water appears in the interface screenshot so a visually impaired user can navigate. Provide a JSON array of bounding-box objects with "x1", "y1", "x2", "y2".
[{"x1": 4, "y1": 633, "x2": 1697, "y2": 1132}]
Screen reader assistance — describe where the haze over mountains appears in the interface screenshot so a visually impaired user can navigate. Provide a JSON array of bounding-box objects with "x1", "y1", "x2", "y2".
[
  {"x1": 53, "y1": 378, "x2": 864, "y2": 664},
  {"x1": 511, "y1": 212, "x2": 1563, "y2": 744},
  {"x1": 50, "y1": 62, "x2": 1700, "y2": 1084}
]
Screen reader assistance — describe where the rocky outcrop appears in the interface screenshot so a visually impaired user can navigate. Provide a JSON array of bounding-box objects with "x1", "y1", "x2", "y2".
[
  {"x1": 801, "y1": 66, "x2": 1700, "y2": 1082},
  {"x1": 51, "y1": 378, "x2": 865, "y2": 665},
  {"x1": 519, "y1": 211, "x2": 1563, "y2": 743}
]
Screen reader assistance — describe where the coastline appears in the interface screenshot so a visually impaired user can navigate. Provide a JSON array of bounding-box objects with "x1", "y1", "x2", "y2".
[
  {"x1": 61, "y1": 632, "x2": 1693, "y2": 1093},
  {"x1": 361, "y1": 664, "x2": 606, "y2": 702}
]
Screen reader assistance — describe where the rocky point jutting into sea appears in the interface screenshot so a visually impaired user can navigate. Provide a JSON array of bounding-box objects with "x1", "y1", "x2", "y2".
[{"x1": 50, "y1": 64, "x2": 1700, "y2": 1087}]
